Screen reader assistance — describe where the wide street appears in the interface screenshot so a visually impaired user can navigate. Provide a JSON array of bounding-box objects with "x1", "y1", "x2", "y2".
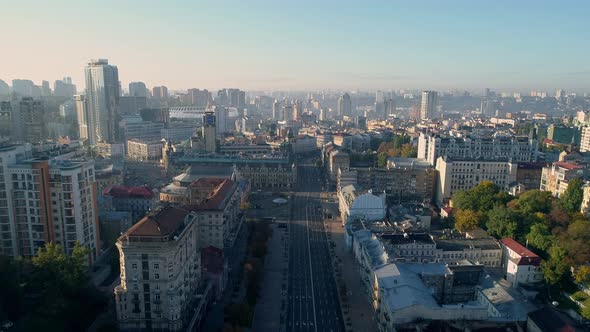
[{"x1": 286, "y1": 164, "x2": 344, "y2": 332}]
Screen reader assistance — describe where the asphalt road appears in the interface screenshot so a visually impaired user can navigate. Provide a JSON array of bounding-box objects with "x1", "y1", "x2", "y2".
[{"x1": 286, "y1": 164, "x2": 344, "y2": 332}]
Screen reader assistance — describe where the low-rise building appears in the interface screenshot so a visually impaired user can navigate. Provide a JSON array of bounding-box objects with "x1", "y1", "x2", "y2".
[
  {"x1": 338, "y1": 184, "x2": 386, "y2": 223},
  {"x1": 127, "y1": 139, "x2": 164, "y2": 161},
  {"x1": 499, "y1": 238, "x2": 543, "y2": 287},
  {"x1": 540, "y1": 161, "x2": 587, "y2": 197},
  {"x1": 103, "y1": 185, "x2": 159, "y2": 222}
]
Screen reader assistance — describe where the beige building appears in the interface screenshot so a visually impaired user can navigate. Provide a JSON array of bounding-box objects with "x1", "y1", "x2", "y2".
[
  {"x1": 435, "y1": 156, "x2": 517, "y2": 206},
  {"x1": 127, "y1": 139, "x2": 163, "y2": 161},
  {"x1": 114, "y1": 206, "x2": 202, "y2": 331},
  {"x1": 540, "y1": 161, "x2": 586, "y2": 198},
  {"x1": 0, "y1": 144, "x2": 100, "y2": 259}
]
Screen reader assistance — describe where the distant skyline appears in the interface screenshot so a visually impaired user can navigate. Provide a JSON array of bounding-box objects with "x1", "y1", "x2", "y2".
[{"x1": 2, "y1": 0, "x2": 590, "y2": 92}]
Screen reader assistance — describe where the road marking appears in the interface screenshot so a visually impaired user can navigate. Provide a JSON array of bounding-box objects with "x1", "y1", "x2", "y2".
[{"x1": 305, "y1": 197, "x2": 318, "y2": 332}]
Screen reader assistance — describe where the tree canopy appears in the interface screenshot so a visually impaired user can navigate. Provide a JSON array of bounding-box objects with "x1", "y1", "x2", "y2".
[{"x1": 559, "y1": 178, "x2": 584, "y2": 213}]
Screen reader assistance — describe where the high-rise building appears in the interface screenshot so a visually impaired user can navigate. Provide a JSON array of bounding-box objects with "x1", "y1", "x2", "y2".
[
  {"x1": 293, "y1": 99, "x2": 303, "y2": 121},
  {"x1": 0, "y1": 144, "x2": 100, "y2": 259},
  {"x1": 375, "y1": 91, "x2": 385, "y2": 118},
  {"x1": 0, "y1": 101, "x2": 13, "y2": 139},
  {"x1": 272, "y1": 100, "x2": 281, "y2": 120},
  {"x1": 480, "y1": 98, "x2": 495, "y2": 117},
  {"x1": 0, "y1": 79, "x2": 9, "y2": 96},
  {"x1": 128, "y1": 82, "x2": 148, "y2": 97},
  {"x1": 203, "y1": 111, "x2": 217, "y2": 152},
  {"x1": 75, "y1": 95, "x2": 89, "y2": 141},
  {"x1": 187, "y1": 88, "x2": 210, "y2": 107},
  {"x1": 54, "y1": 78, "x2": 77, "y2": 99},
  {"x1": 152, "y1": 86, "x2": 168, "y2": 99},
  {"x1": 41, "y1": 80, "x2": 51, "y2": 96},
  {"x1": 214, "y1": 105, "x2": 229, "y2": 136},
  {"x1": 11, "y1": 79, "x2": 36, "y2": 97},
  {"x1": 114, "y1": 206, "x2": 202, "y2": 332},
  {"x1": 420, "y1": 91, "x2": 437, "y2": 120},
  {"x1": 19, "y1": 97, "x2": 45, "y2": 142},
  {"x1": 85, "y1": 59, "x2": 120, "y2": 144},
  {"x1": 384, "y1": 98, "x2": 395, "y2": 119},
  {"x1": 281, "y1": 105, "x2": 294, "y2": 127},
  {"x1": 337, "y1": 93, "x2": 352, "y2": 118}
]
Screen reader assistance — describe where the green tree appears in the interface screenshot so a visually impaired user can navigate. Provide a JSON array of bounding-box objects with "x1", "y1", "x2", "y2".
[
  {"x1": 559, "y1": 178, "x2": 584, "y2": 213},
  {"x1": 574, "y1": 265, "x2": 590, "y2": 284},
  {"x1": 376, "y1": 152, "x2": 388, "y2": 167},
  {"x1": 452, "y1": 181, "x2": 509, "y2": 212},
  {"x1": 485, "y1": 206, "x2": 518, "y2": 239},
  {"x1": 526, "y1": 223, "x2": 554, "y2": 252},
  {"x1": 0, "y1": 256, "x2": 23, "y2": 321},
  {"x1": 508, "y1": 190, "x2": 553, "y2": 215},
  {"x1": 455, "y1": 209, "x2": 483, "y2": 232},
  {"x1": 542, "y1": 245, "x2": 569, "y2": 285}
]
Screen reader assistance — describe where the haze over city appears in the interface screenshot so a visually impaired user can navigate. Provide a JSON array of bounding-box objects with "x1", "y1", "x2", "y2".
[
  {"x1": 2, "y1": 0, "x2": 590, "y2": 91},
  {"x1": 3, "y1": 1, "x2": 590, "y2": 332}
]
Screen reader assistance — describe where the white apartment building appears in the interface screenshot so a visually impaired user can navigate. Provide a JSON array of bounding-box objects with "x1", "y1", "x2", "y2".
[
  {"x1": 127, "y1": 139, "x2": 164, "y2": 161},
  {"x1": 499, "y1": 238, "x2": 543, "y2": 287},
  {"x1": 435, "y1": 156, "x2": 517, "y2": 206},
  {"x1": 0, "y1": 144, "x2": 100, "y2": 259},
  {"x1": 418, "y1": 132, "x2": 537, "y2": 166},
  {"x1": 115, "y1": 206, "x2": 201, "y2": 332}
]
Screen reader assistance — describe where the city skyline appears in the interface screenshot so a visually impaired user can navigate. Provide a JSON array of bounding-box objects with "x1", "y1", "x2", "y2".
[{"x1": 2, "y1": 0, "x2": 590, "y2": 92}]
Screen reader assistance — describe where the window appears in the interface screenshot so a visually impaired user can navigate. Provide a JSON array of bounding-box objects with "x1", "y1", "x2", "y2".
[
  {"x1": 132, "y1": 263, "x2": 137, "y2": 270},
  {"x1": 154, "y1": 263, "x2": 159, "y2": 270},
  {"x1": 154, "y1": 273, "x2": 159, "y2": 280}
]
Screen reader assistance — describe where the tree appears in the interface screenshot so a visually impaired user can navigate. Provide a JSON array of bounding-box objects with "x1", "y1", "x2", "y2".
[
  {"x1": 542, "y1": 245, "x2": 569, "y2": 285},
  {"x1": 574, "y1": 265, "x2": 590, "y2": 284},
  {"x1": 376, "y1": 152, "x2": 388, "y2": 167},
  {"x1": 559, "y1": 219, "x2": 590, "y2": 265},
  {"x1": 455, "y1": 209, "x2": 483, "y2": 232},
  {"x1": 526, "y1": 222, "x2": 554, "y2": 252},
  {"x1": 508, "y1": 190, "x2": 553, "y2": 215},
  {"x1": 485, "y1": 206, "x2": 518, "y2": 239},
  {"x1": 559, "y1": 178, "x2": 584, "y2": 213},
  {"x1": 452, "y1": 181, "x2": 509, "y2": 212}
]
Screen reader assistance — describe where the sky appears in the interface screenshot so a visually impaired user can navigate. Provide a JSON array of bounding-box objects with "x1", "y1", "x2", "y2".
[{"x1": 1, "y1": 0, "x2": 590, "y2": 92}]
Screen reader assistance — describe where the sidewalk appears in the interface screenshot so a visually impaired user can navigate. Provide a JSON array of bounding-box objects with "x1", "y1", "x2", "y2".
[
  {"x1": 251, "y1": 224, "x2": 289, "y2": 332},
  {"x1": 323, "y1": 197, "x2": 377, "y2": 332}
]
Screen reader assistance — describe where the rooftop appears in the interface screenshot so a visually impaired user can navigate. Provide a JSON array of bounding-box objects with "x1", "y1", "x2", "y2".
[
  {"x1": 434, "y1": 237, "x2": 500, "y2": 251},
  {"x1": 103, "y1": 185, "x2": 155, "y2": 199},
  {"x1": 119, "y1": 206, "x2": 190, "y2": 242},
  {"x1": 188, "y1": 179, "x2": 236, "y2": 211},
  {"x1": 499, "y1": 238, "x2": 541, "y2": 266}
]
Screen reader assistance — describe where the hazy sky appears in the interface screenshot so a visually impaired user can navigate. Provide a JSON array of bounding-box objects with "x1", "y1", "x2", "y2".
[{"x1": 2, "y1": 0, "x2": 590, "y2": 92}]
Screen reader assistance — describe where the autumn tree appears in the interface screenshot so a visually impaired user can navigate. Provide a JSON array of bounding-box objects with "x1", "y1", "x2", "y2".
[
  {"x1": 455, "y1": 209, "x2": 483, "y2": 232},
  {"x1": 526, "y1": 223, "x2": 554, "y2": 253}
]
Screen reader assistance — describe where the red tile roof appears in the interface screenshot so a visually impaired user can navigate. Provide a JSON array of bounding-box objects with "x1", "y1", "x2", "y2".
[
  {"x1": 188, "y1": 179, "x2": 236, "y2": 211},
  {"x1": 554, "y1": 161, "x2": 583, "y2": 171},
  {"x1": 120, "y1": 206, "x2": 189, "y2": 239},
  {"x1": 499, "y1": 238, "x2": 541, "y2": 266},
  {"x1": 103, "y1": 185, "x2": 155, "y2": 199}
]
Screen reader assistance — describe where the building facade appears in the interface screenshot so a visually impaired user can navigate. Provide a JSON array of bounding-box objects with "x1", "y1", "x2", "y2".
[{"x1": 85, "y1": 59, "x2": 120, "y2": 144}]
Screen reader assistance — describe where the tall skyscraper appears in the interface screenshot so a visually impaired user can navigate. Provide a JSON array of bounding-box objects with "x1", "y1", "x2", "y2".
[
  {"x1": 337, "y1": 93, "x2": 352, "y2": 118},
  {"x1": 41, "y1": 80, "x2": 51, "y2": 96},
  {"x1": 12, "y1": 79, "x2": 36, "y2": 97},
  {"x1": 282, "y1": 105, "x2": 294, "y2": 127},
  {"x1": 0, "y1": 79, "x2": 9, "y2": 96},
  {"x1": 272, "y1": 100, "x2": 281, "y2": 120},
  {"x1": 203, "y1": 111, "x2": 217, "y2": 152},
  {"x1": 85, "y1": 59, "x2": 120, "y2": 144},
  {"x1": 0, "y1": 101, "x2": 13, "y2": 139},
  {"x1": 375, "y1": 90, "x2": 385, "y2": 118},
  {"x1": 75, "y1": 95, "x2": 89, "y2": 141},
  {"x1": 128, "y1": 82, "x2": 148, "y2": 97},
  {"x1": 54, "y1": 78, "x2": 77, "y2": 99},
  {"x1": 420, "y1": 90, "x2": 437, "y2": 120},
  {"x1": 152, "y1": 86, "x2": 168, "y2": 99},
  {"x1": 293, "y1": 99, "x2": 303, "y2": 121},
  {"x1": 19, "y1": 97, "x2": 45, "y2": 142},
  {"x1": 384, "y1": 98, "x2": 395, "y2": 119},
  {"x1": 214, "y1": 105, "x2": 229, "y2": 136}
]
